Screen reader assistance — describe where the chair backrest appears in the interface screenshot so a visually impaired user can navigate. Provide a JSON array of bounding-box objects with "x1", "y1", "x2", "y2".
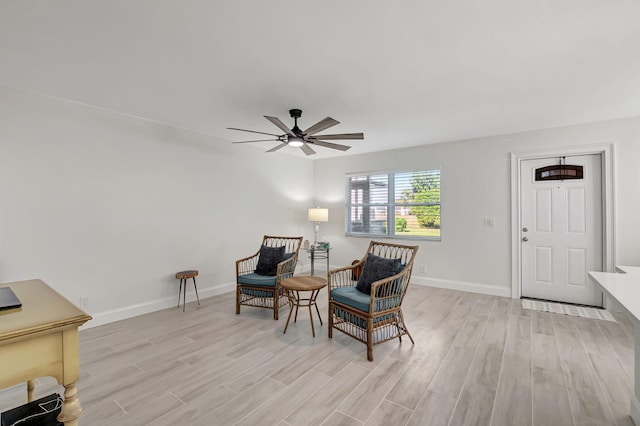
[
  {"x1": 262, "y1": 235, "x2": 303, "y2": 276},
  {"x1": 363, "y1": 241, "x2": 419, "y2": 297},
  {"x1": 364, "y1": 240, "x2": 418, "y2": 271},
  {"x1": 262, "y1": 235, "x2": 303, "y2": 256}
]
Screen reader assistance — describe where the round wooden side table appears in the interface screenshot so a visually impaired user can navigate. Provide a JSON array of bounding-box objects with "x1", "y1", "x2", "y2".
[
  {"x1": 175, "y1": 270, "x2": 200, "y2": 312},
  {"x1": 281, "y1": 275, "x2": 327, "y2": 337}
]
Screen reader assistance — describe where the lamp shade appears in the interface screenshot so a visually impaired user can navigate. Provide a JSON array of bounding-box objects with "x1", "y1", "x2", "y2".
[{"x1": 308, "y1": 207, "x2": 328, "y2": 222}]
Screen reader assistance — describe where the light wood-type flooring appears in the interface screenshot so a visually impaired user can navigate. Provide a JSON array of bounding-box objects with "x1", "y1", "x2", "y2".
[{"x1": 0, "y1": 285, "x2": 635, "y2": 425}]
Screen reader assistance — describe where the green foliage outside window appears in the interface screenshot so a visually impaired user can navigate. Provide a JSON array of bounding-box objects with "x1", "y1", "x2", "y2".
[
  {"x1": 400, "y1": 172, "x2": 441, "y2": 229},
  {"x1": 347, "y1": 169, "x2": 441, "y2": 239}
]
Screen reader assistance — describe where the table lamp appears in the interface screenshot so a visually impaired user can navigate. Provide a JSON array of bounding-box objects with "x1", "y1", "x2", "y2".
[{"x1": 308, "y1": 207, "x2": 328, "y2": 247}]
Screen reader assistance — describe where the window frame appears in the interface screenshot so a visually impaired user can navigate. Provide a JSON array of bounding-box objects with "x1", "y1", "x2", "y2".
[{"x1": 345, "y1": 169, "x2": 441, "y2": 241}]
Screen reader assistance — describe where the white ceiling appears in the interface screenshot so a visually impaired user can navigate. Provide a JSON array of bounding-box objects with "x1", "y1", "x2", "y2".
[{"x1": 1, "y1": 0, "x2": 640, "y2": 159}]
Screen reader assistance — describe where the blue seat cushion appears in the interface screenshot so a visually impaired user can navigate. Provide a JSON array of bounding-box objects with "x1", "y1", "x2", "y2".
[
  {"x1": 332, "y1": 286, "x2": 403, "y2": 314},
  {"x1": 331, "y1": 287, "x2": 399, "y2": 328},
  {"x1": 332, "y1": 286, "x2": 371, "y2": 312},
  {"x1": 238, "y1": 273, "x2": 277, "y2": 287}
]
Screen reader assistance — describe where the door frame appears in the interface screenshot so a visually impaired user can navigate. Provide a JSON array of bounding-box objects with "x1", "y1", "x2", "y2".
[{"x1": 510, "y1": 143, "x2": 615, "y2": 299}]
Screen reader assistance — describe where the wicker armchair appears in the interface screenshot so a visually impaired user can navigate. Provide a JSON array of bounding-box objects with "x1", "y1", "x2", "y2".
[
  {"x1": 236, "y1": 235, "x2": 303, "y2": 320},
  {"x1": 328, "y1": 241, "x2": 418, "y2": 361}
]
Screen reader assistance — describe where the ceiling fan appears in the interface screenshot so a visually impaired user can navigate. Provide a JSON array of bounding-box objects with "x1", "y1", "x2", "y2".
[{"x1": 227, "y1": 108, "x2": 364, "y2": 155}]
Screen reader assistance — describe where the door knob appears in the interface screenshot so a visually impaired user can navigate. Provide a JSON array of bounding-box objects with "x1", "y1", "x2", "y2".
[
  {"x1": 522, "y1": 227, "x2": 528, "y2": 232},
  {"x1": 522, "y1": 237, "x2": 529, "y2": 242}
]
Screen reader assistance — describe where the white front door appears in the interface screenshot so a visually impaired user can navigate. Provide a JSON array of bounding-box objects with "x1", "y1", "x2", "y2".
[{"x1": 521, "y1": 154, "x2": 603, "y2": 306}]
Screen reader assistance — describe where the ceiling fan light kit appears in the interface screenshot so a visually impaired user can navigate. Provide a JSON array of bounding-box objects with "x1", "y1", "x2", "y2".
[
  {"x1": 228, "y1": 108, "x2": 364, "y2": 155},
  {"x1": 288, "y1": 136, "x2": 304, "y2": 147}
]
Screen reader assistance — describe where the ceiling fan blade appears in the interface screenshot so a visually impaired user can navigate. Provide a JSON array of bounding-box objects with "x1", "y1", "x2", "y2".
[
  {"x1": 303, "y1": 117, "x2": 340, "y2": 136},
  {"x1": 264, "y1": 116, "x2": 295, "y2": 136},
  {"x1": 227, "y1": 127, "x2": 282, "y2": 137},
  {"x1": 300, "y1": 143, "x2": 316, "y2": 156},
  {"x1": 310, "y1": 140, "x2": 352, "y2": 151},
  {"x1": 266, "y1": 143, "x2": 288, "y2": 153},
  {"x1": 232, "y1": 139, "x2": 281, "y2": 144},
  {"x1": 309, "y1": 132, "x2": 364, "y2": 140}
]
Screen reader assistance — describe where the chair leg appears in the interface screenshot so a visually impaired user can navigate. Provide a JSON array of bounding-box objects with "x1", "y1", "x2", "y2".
[
  {"x1": 236, "y1": 287, "x2": 241, "y2": 315},
  {"x1": 399, "y1": 309, "x2": 415, "y2": 344},
  {"x1": 328, "y1": 302, "x2": 333, "y2": 338},
  {"x1": 367, "y1": 318, "x2": 374, "y2": 361},
  {"x1": 273, "y1": 288, "x2": 279, "y2": 320},
  {"x1": 395, "y1": 312, "x2": 403, "y2": 342}
]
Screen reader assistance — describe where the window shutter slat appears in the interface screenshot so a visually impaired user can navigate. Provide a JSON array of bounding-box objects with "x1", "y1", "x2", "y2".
[{"x1": 346, "y1": 169, "x2": 441, "y2": 240}]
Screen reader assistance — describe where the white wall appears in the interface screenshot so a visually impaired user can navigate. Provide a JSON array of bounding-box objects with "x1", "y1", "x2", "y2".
[
  {"x1": 314, "y1": 116, "x2": 640, "y2": 296},
  {"x1": 0, "y1": 85, "x2": 314, "y2": 326},
  {"x1": 2, "y1": 83, "x2": 639, "y2": 325}
]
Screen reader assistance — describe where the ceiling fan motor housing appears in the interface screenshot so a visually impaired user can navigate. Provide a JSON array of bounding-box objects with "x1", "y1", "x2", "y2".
[{"x1": 289, "y1": 109, "x2": 303, "y2": 136}]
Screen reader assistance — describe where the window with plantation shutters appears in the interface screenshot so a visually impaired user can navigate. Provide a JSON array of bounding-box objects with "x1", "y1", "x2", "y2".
[{"x1": 345, "y1": 170, "x2": 441, "y2": 240}]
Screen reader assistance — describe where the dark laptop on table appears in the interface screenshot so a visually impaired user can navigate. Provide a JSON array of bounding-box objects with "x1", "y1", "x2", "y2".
[{"x1": 0, "y1": 287, "x2": 22, "y2": 311}]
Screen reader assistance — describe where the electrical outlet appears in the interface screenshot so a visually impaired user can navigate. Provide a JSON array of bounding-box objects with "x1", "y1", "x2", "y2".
[
  {"x1": 484, "y1": 217, "x2": 496, "y2": 228},
  {"x1": 420, "y1": 264, "x2": 427, "y2": 273},
  {"x1": 79, "y1": 296, "x2": 89, "y2": 308}
]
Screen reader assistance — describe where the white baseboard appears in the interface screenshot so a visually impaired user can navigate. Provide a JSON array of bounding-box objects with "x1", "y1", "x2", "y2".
[
  {"x1": 411, "y1": 276, "x2": 511, "y2": 298},
  {"x1": 82, "y1": 282, "x2": 235, "y2": 329},
  {"x1": 84, "y1": 275, "x2": 510, "y2": 329}
]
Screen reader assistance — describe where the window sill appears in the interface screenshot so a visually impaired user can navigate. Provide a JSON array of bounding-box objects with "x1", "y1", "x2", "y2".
[{"x1": 345, "y1": 233, "x2": 441, "y2": 242}]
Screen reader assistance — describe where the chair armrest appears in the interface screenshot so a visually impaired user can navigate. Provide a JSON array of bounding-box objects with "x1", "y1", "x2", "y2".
[
  {"x1": 328, "y1": 260, "x2": 364, "y2": 290},
  {"x1": 276, "y1": 255, "x2": 297, "y2": 282},
  {"x1": 369, "y1": 270, "x2": 410, "y2": 313},
  {"x1": 236, "y1": 252, "x2": 260, "y2": 276}
]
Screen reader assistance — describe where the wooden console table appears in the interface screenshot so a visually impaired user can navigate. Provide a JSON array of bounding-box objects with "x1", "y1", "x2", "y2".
[
  {"x1": 0, "y1": 279, "x2": 92, "y2": 425},
  {"x1": 589, "y1": 267, "x2": 640, "y2": 425}
]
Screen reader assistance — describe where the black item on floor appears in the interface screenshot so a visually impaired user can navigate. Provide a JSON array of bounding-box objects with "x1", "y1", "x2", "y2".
[{"x1": 1, "y1": 393, "x2": 63, "y2": 426}]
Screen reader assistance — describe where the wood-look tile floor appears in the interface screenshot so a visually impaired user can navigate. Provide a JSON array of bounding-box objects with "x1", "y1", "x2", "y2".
[{"x1": 0, "y1": 285, "x2": 635, "y2": 425}]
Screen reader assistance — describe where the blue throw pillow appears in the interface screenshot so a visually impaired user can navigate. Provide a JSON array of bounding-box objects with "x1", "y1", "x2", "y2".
[
  {"x1": 356, "y1": 253, "x2": 402, "y2": 295},
  {"x1": 255, "y1": 245, "x2": 285, "y2": 276}
]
